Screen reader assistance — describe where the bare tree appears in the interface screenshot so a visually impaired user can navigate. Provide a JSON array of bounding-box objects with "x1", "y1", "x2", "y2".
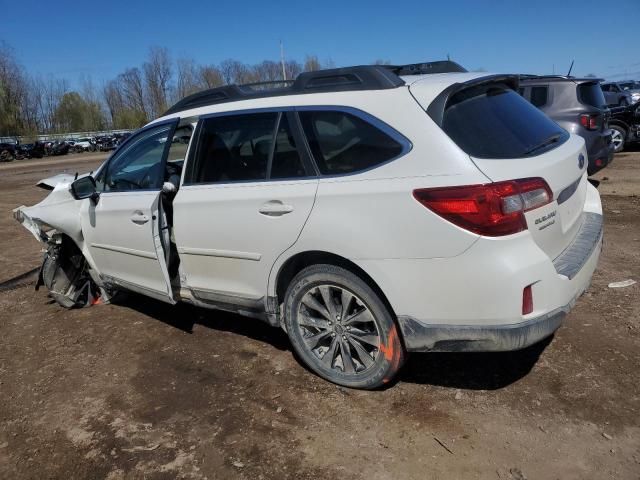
[
  {"x1": 103, "y1": 78, "x2": 125, "y2": 127},
  {"x1": 106, "y1": 72, "x2": 147, "y2": 129},
  {"x1": 20, "y1": 77, "x2": 43, "y2": 135},
  {"x1": 219, "y1": 59, "x2": 252, "y2": 84},
  {"x1": 2, "y1": 42, "x2": 359, "y2": 136},
  {"x1": 143, "y1": 47, "x2": 172, "y2": 117},
  {"x1": 200, "y1": 65, "x2": 224, "y2": 89},
  {"x1": 284, "y1": 60, "x2": 302, "y2": 81},
  {"x1": 120, "y1": 67, "x2": 147, "y2": 119},
  {"x1": 41, "y1": 75, "x2": 69, "y2": 133},
  {"x1": 176, "y1": 57, "x2": 202, "y2": 100},
  {"x1": 252, "y1": 61, "x2": 284, "y2": 82},
  {"x1": 304, "y1": 55, "x2": 322, "y2": 72}
]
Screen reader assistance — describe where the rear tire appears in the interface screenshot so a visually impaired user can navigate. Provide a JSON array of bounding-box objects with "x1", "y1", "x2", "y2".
[
  {"x1": 610, "y1": 125, "x2": 626, "y2": 153},
  {"x1": 284, "y1": 264, "x2": 405, "y2": 389}
]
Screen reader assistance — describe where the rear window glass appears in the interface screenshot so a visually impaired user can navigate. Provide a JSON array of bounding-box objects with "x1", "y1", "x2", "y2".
[
  {"x1": 442, "y1": 84, "x2": 568, "y2": 159},
  {"x1": 578, "y1": 83, "x2": 606, "y2": 109}
]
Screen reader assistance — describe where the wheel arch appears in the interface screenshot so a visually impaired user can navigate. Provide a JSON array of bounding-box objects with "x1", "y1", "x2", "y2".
[
  {"x1": 608, "y1": 119, "x2": 629, "y2": 132},
  {"x1": 273, "y1": 250, "x2": 397, "y2": 319}
]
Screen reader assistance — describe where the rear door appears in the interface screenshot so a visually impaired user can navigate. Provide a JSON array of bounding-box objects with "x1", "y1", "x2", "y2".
[
  {"x1": 173, "y1": 111, "x2": 318, "y2": 306},
  {"x1": 411, "y1": 79, "x2": 589, "y2": 260}
]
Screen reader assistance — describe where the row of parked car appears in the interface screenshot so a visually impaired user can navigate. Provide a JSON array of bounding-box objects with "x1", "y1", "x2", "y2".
[{"x1": 0, "y1": 132, "x2": 132, "y2": 162}]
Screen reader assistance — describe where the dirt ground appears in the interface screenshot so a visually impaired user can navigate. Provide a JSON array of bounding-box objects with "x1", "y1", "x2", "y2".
[{"x1": 0, "y1": 150, "x2": 638, "y2": 480}]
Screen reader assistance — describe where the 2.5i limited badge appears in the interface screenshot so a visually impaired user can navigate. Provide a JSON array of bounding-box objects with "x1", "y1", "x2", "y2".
[{"x1": 535, "y1": 210, "x2": 557, "y2": 230}]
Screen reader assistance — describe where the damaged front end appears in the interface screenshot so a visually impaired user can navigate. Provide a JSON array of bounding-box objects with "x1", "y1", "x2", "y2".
[
  {"x1": 13, "y1": 175, "x2": 110, "y2": 308},
  {"x1": 38, "y1": 234, "x2": 103, "y2": 308}
]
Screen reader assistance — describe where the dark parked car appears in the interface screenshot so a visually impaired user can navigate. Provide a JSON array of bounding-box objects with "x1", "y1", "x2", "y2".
[
  {"x1": 0, "y1": 142, "x2": 17, "y2": 161},
  {"x1": 49, "y1": 141, "x2": 70, "y2": 156},
  {"x1": 15, "y1": 142, "x2": 45, "y2": 159},
  {"x1": 608, "y1": 102, "x2": 640, "y2": 153},
  {"x1": 519, "y1": 75, "x2": 614, "y2": 175},
  {"x1": 601, "y1": 81, "x2": 640, "y2": 106}
]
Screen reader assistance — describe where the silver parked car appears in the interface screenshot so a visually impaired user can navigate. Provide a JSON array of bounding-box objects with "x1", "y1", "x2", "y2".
[{"x1": 601, "y1": 81, "x2": 640, "y2": 106}]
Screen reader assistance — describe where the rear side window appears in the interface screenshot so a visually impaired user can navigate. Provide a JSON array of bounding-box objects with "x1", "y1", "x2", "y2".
[
  {"x1": 189, "y1": 113, "x2": 277, "y2": 183},
  {"x1": 578, "y1": 83, "x2": 606, "y2": 109},
  {"x1": 442, "y1": 83, "x2": 568, "y2": 159},
  {"x1": 530, "y1": 86, "x2": 548, "y2": 108},
  {"x1": 299, "y1": 110, "x2": 403, "y2": 175}
]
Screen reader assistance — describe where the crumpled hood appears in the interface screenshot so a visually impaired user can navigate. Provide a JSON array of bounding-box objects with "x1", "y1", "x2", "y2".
[
  {"x1": 13, "y1": 179, "x2": 83, "y2": 244},
  {"x1": 36, "y1": 172, "x2": 89, "y2": 190}
]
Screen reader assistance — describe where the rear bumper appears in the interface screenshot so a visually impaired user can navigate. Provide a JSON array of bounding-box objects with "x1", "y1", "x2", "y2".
[
  {"x1": 397, "y1": 308, "x2": 565, "y2": 352},
  {"x1": 586, "y1": 131, "x2": 614, "y2": 174},
  {"x1": 396, "y1": 213, "x2": 603, "y2": 352}
]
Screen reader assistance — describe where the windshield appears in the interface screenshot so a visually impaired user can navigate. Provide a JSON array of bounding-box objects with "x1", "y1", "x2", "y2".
[
  {"x1": 442, "y1": 83, "x2": 568, "y2": 159},
  {"x1": 619, "y1": 82, "x2": 639, "y2": 90}
]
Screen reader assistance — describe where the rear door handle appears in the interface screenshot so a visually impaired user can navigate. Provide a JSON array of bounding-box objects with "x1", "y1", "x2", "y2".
[
  {"x1": 259, "y1": 200, "x2": 294, "y2": 216},
  {"x1": 130, "y1": 211, "x2": 149, "y2": 224}
]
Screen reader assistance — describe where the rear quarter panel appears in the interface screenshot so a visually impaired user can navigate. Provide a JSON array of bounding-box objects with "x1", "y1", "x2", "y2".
[{"x1": 268, "y1": 88, "x2": 489, "y2": 297}]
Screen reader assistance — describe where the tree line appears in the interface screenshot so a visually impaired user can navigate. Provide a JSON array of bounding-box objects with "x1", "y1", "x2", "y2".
[{"x1": 1, "y1": 42, "x2": 376, "y2": 138}]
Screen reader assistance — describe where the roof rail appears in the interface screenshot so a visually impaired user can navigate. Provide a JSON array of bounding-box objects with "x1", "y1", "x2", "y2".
[
  {"x1": 163, "y1": 60, "x2": 467, "y2": 116},
  {"x1": 382, "y1": 60, "x2": 467, "y2": 76},
  {"x1": 519, "y1": 74, "x2": 604, "y2": 83},
  {"x1": 519, "y1": 74, "x2": 573, "y2": 80}
]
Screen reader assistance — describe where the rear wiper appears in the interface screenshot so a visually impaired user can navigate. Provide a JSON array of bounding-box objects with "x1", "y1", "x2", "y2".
[{"x1": 524, "y1": 133, "x2": 563, "y2": 155}]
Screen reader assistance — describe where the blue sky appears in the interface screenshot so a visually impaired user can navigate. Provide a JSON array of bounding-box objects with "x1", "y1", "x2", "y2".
[{"x1": 2, "y1": 0, "x2": 638, "y2": 86}]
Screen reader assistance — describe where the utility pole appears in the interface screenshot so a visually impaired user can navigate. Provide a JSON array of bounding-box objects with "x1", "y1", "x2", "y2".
[{"x1": 280, "y1": 41, "x2": 287, "y2": 81}]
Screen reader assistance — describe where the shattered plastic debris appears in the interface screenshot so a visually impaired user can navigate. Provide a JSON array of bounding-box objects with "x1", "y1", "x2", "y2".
[{"x1": 608, "y1": 280, "x2": 637, "y2": 288}]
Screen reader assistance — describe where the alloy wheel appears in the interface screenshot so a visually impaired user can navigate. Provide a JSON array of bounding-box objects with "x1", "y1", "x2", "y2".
[
  {"x1": 295, "y1": 285, "x2": 380, "y2": 375},
  {"x1": 611, "y1": 129, "x2": 624, "y2": 152}
]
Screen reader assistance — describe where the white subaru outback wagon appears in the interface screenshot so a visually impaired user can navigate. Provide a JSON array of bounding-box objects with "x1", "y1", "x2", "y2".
[{"x1": 14, "y1": 61, "x2": 603, "y2": 389}]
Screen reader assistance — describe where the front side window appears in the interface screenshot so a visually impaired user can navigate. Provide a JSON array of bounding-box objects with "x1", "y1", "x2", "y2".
[
  {"x1": 442, "y1": 83, "x2": 568, "y2": 159},
  {"x1": 98, "y1": 123, "x2": 173, "y2": 192},
  {"x1": 299, "y1": 110, "x2": 404, "y2": 175},
  {"x1": 189, "y1": 113, "x2": 277, "y2": 183}
]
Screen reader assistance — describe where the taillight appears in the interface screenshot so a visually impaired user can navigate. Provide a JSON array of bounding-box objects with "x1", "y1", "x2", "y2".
[
  {"x1": 580, "y1": 113, "x2": 599, "y2": 130},
  {"x1": 413, "y1": 178, "x2": 553, "y2": 237}
]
